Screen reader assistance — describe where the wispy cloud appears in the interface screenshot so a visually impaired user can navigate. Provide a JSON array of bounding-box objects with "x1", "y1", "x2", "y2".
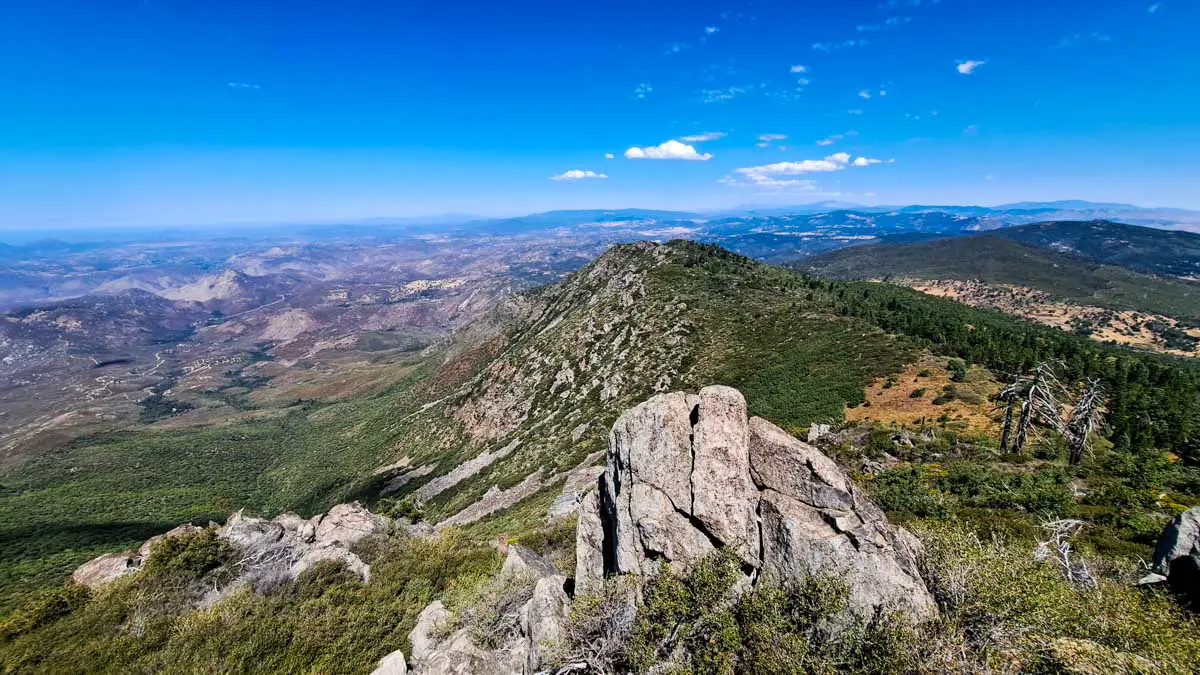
[
  {"x1": 701, "y1": 85, "x2": 755, "y2": 103},
  {"x1": 857, "y1": 16, "x2": 910, "y2": 31},
  {"x1": 847, "y1": 109, "x2": 864, "y2": 115},
  {"x1": 1148, "y1": 2, "x2": 1162, "y2": 13},
  {"x1": 858, "y1": 89, "x2": 872, "y2": 99},
  {"x1": 812, "y1": 39, "x2": 866, "y2": 52},
  {"x1": 665, "y1": 41, "x2": 690, "y2": 55},
  {"x1": 1057, "y1": 32, "x2": 1112, "y2": 48},
  {"x1": 551, "y1": 170, "x2": 608, "y2": 181},
  {"x1": 625, "y1": 140, "x2": 713, "y2": 161},
  {"x1": 680, "y1": 131, "x2": 727, "y2": 142},
  {"x1": 604, "y1": 153, "x2": 615, "y2": 160},
  {"x1": 956, "y1": 59, "x2": 986, "y2": 75},
  {"x1": 816, "y1": 130, "x2": 858, "y2": 146},
  {"x1": 634, "y1": 83, "x2": 653, "y2": 99},
  {"x1": 756, "y1": 133, "x2": 788, "y2": 148},
  {"x1": 790, "y1": 64, "x2": 808, "y2": 73},
  {"x1": 724, "y1": 152, "x2": 891, "y2": 188},
  {"x1": 705, "y1": 26, "x2": 719, "y2": 34},
  {"x1": 227, "y1": 82, "x2": 261, "y2": 90}
]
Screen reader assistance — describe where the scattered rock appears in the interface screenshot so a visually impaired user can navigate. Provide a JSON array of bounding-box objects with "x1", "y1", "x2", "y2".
[
  {"x1": 72, "y1": 523, "x2": 206, "y2": 589},
  {"x1": 70, "y1": 502, "x2": 389, "y2": 592},
  {"x1": 807, "y1": 423, "x2": 831, "y2": 443},
  {"x1": 408, "y1": 545, "x2": 570, "y2": 675},
  {"x1": 1151, "y1": 506, "x2": 1200, "y2": 605},
  {"x1": 577, "y1": 385, "x2": 938, "y2": 622},
  {"x1": 370, "y1": 650, "x2": 408, "y2": 675},
  {"x1": 546, "y1": 463, "x2": 605, "y2": 522},
  {"x1": 71, "y1": 551, "x2": 140, "y2": 589}
]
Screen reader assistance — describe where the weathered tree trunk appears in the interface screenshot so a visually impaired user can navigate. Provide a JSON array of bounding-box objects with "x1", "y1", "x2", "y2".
[
  {"x1": 1000, "y1": 397, "x2": 1017, "y2": 453},
  {"x1": 1067, "y1": 379, "x2": 1107, "y2": 465},
  {"x1": 1013, "y1": 397, "x2": 1033, "y2": 454}
]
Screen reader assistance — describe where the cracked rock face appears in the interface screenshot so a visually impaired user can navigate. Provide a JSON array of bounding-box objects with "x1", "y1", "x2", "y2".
[{"x1": 576, "y1": 386, "x2": 937, "y2": 621}]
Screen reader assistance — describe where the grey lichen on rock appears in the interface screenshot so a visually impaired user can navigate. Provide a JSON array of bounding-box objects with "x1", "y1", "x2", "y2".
[{"x1": 576, "y1": 384, "x2": 938, "y2": 621}]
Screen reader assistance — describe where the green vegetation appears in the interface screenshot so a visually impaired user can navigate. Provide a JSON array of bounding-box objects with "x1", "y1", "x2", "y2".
[
  {"x1": 557, "y1": 534, "x2": 1200, "y2": 673},
  {"x1": 0, "y1": 530, "x2": 500, "y2": 674},
  {"x1": 798, "y1": 234, "x2": 1200, "y2": 319},
  {"x1": 996, "y1": 219, "x2": 1200, "y2": 279},
  {"x1": 4, "y1": 239, "x2": 1200, "y2": 673}
]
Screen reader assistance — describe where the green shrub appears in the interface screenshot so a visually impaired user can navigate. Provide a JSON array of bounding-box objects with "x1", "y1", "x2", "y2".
[
  {"x1": 141, "y1": 529, "x2": 232, "y2": 579},
  {"x1": 948, "y1": 359, "x2": 968, "y2": 383},
  {"x1": 918, "y1": 523, "x2": 1200, "y2": 672},
  {"x1": 0, "y1": 585, "x2": 91, "y2": 643},
  {"x1": 867, "y1": 466, "x2": 954, "y2": 520},
  {"x1": 910, "y1": 388, "x2": 927, "y2": 399}
]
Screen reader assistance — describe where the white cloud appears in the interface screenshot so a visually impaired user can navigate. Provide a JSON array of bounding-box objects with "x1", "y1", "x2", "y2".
[
  {"x1": 790, "y1": 64, "x2": 808, "y2": 73},
  {"x1": 679, "y1": 131, "x2": 727, "y2": 142},
  {"x1": 816, "y1": 130, "x2": 857, "y2": 146},
  {"x1": 700, "y1": 86, "x2": 748, "y2": 102},
  {"x1": 227, "y1": 82, "x2": 261, "y2": 89},
  {"x1": 795, "y1": 77, "x2": 811, "y2": 86},
  {"x1": 757, "y1": 133, "x2": 788, "y2": 142},
  {"x1": 1058, "y1": 32, "x2": 1112, "y2": 48},
  {"x1": 705, "y1": 26, "x2": 719, "y2": 34},
  {"x1": 812, "y1": 39, "x2": 866, "y2": 52},
  {"x1": 956, "y1": 59, "x2": 985, "y2": 75},
  {"x1": 551, "y1": 169, "x2": 608, "y2": 181},
  {"x1": 726, "y1": 153, "x2": 889, "y2": 188},
  {"x1": 1148, "y1": 2, "x2": 1161, "y2": 12},
  {"x1": 634, "y1": 83, "x2": 653, "y2": 99},
  {"x1": 604, "y1": 153, "x2": 615, "y2": 160},
  {"x1": 879, "y1": 89, "x2": 888, "y2": 96},
  {"x1": 858, "y1": 89, "x2": 872, "y2": 99},
  {"x1": 624, "y1": 140, "x2": 713, "y2": 161}
]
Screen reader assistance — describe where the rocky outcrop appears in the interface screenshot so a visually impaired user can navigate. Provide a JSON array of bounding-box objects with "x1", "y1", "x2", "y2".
[
  {"x1": 70, "y1": 502, "x2": 391, "y2": 591},
  {"x1": 1149, "y1": 506, "x2": 1200, "y2": 605},
  {"x1": 576, "y1": 385, "x2": 937, "y2": 621},
  {"x1": 546, "y1": 463, "x2": 605, "y2": 522},
  {"x1": 408, "y1": 545, "x2": 571, "y2": 675},
  {"x1": 71, "y1": 524, "x2": 204, "y2": 588}
]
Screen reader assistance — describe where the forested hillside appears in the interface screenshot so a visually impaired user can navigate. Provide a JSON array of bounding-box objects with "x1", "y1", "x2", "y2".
[
  {"x1": 797, "y1": 234, "x2": 1200, "y2": 320},
  {"x1": 5, "y1": 241, "x2": 1200, "y2": 673}
]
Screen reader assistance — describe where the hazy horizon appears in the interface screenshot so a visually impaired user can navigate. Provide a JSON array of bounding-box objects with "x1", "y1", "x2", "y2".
[{"x1": 3, "y1": 0, "x2": 1198, "y2": 228}]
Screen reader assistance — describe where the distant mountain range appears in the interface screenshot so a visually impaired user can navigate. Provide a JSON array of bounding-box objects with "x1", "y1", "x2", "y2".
[{"x1": 796, "y1": 221, "x2": 1200, "y2": 320}]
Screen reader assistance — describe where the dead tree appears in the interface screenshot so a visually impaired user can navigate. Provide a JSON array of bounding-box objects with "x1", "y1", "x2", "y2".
[
  {"x1": 1012, "y1": 362, "x2": 1067, "y2": 454},
  {"x1": 996, "y1": 374, "x2": 1023, "y2": 453},
  {"x1": 1035, "y1": 518, "x2": 1095, "y2": 587},
  {"x1": 1066, "y1": 378, "x2": 1107, "y2": 465}
]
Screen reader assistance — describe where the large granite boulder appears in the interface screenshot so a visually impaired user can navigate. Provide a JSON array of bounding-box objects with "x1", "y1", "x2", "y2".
[
  {"x1": 576, "y1": 385, "x2": 937, "y2": 621},
  {"x1": 1150, "y1": 506, "x2": 1200, "y2": 606},
  {"x1": 408, "y1": 545, "x2": 571, "y2": 675}
]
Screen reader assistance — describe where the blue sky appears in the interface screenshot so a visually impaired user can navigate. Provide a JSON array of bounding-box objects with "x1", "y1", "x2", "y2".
[{"x1": 1, "y1": 0, "x2": 1197, "y2": 228}]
